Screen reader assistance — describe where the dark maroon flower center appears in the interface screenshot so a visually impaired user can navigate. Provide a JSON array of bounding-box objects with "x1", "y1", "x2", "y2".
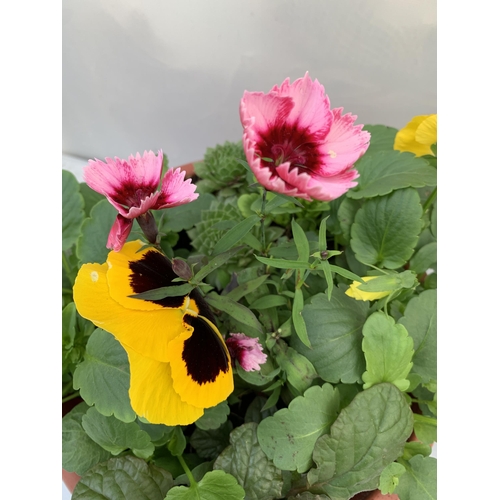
[
  {"x1": 113, "y1": 183, "x2": 157, "y2": 208},
  {"x1": 256, "y1": 123, "x2": 323, "y2": 174}
]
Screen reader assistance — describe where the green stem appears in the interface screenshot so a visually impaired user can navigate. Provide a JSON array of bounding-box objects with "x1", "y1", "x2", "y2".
[
  {"x1": 62, "y1": 251, "x2": 76, "y2": 284},
  {"x1": 62, "y1": 391, "x2": 80, "y2": 404},
  {"x1": 422, "y1": 187, "x2": 437, "y2": 213},
  {"x1": 178, "y1": 455, "x2": 197, "y2": 488},
  {"x1": 260, "y1": 189, "x2": 268, "y2": 252}
]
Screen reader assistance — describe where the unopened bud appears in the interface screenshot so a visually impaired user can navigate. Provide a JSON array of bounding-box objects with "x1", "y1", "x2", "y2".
[{"x1": 172, "y1": 258, "x2": 193, "y2": 280}]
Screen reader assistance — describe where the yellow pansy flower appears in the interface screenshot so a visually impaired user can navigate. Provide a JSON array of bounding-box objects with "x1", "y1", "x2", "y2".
[
  {"x1": 394, "y1": 114, "x2": 437, "y2": 157},
  {"x1": 345, "y1": 276, "x2": 392, "y2": 301},
  {"x1": 73, "y1": 240, "x2": 233, "y2": 426}
]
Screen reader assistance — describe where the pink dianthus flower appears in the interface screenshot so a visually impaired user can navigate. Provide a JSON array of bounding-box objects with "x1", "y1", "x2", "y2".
[{"x1": 226, "y1": 333, "x2": 267, "y2": 372}]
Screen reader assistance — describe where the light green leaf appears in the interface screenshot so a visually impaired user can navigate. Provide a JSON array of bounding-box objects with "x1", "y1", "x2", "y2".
[
  {"x1": 274, "y1": 339, "x2": 318, "y2": 394},
  {"x1": 378, "y1": 462, "x2": 407, "y2": 495},
  {"x1": 72, "y1": 455, "x2": 173, "y2": 500},
  {"x1": 73, "y1": 329, "x2": 136, "y2": 423},
  {"x1": 82, "y1": 407, "x2": 155, "y2": 459},
  {"x1": 413, "y1": 414, "x2": 437, "y2": 445},
  {"x1": 292, "y1": 218, "x2": 310, "y2": 263},
  {"x1": 166, "y1": 470, "x2": 245, "y2": 500},
  {"x1": 362, "y1": 312, "x2": 414, "y2": 391},
  {"x1": 356, "y1": 271, "x2": 416, "y2": 293},
  {"x1": 398, "y1": 290, "x2": 437, "y2": 383},
  {"x1": 62, "y1": 402, "x2": 112, "y2": 475},
  {"x1": 409, "y1": 242, "x2": 437, "y2": 274},
  {"x1": 214, "y1": 422, "x2": 283, "y2": 500},
  {"x1": 362, "y1": 125, "x2": 398, "y2": 154},
  {"x1": 292, "y1": 286, "x2": 311, "y2": 348},
  {"x1": 307, "y1": 383, "x2": 413, "y2": 499},
  {"x1": 250, "y1": 294, "x2": 289, "y2": 310},
  {"x1": 254, "y1": 255, "x2": 311, "y2": 270},
  {"x1": 213, "y1": 214, "x2": 260, "y2": 255},
  {"x1": 394, "y1": 455, "x2": 437, "y2": 500},
  {"x1": 195, "y1": 401, "x2": 230, "y2": 430},
  {"x1": 402, "y1": 442, "x2": 432, "y2": 460},
  {"x1": 62, "y1": 170, "x2": 85, "y2": 251},
  {"x1": 291, "y1": 289, "x2": 369, "y2": 384},
  {"x1": 257, "y1": 384, "x2": 340, "y2": 473},
  {"x1": 348, "y1": 151, "x2": 437, "y2": 199},
  {"x1": 205, "y1": 293, "x2": 262, "y2": 333},
  {"x1": 351, "y1": 188, "x2": 423, "y2": 269}
]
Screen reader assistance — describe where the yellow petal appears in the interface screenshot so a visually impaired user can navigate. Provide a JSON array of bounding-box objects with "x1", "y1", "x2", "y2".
[
  {"x1": 73, "y1": 262, "x2": 187, "y2": 363},
  {"x1": 394, "y1": 115, "x2": 435, "y2": 157},
  {"x1": 124, "y1": 345, "x2": 204, "y2": 425},
  {"x1": 168, "y1": 312, "x2": 234, "y2": 409},
  {"x1": 415, "y1": 114, "x2": 437, "y2": 146},
  {"x1": 345, "y1": 276, "x2": 392, "y2": 301},
  {"x1": 106, "y1": 240, "x2": 190, "y2": 312}
]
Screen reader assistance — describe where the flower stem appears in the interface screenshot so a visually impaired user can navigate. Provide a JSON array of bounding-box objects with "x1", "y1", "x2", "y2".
[
  {"x1": 260, "y1": 189, "x2": 268, "y2": 251},
  {"x1": 422, "y1": 187, "x2": 437, "y2": 213},
  {"x1": 177, "y1": 455, "x2": 197, "y2": 487},
  {"x1": 62, "y1": 391, "x2": 80, "y2": 404}
]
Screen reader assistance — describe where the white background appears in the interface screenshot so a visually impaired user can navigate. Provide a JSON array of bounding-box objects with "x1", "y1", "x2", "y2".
[{"x1": 62, "y1": 1, "x2": 436, "y2": 498}]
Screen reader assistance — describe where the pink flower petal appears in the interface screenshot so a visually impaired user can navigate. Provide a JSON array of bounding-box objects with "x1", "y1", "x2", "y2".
[
  {"x1": 155, "y1": 168, "x2": 199, "y2": 209},
  {"x1": 225, "y1": 333, "x2": 267, "y2": 372},
  {"x1": 106, "y1": 215, "x2": 133, "y2": 252}
]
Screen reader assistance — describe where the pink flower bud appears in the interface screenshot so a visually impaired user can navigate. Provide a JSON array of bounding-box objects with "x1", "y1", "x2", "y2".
[{"x1": 226, "y1": 333, "x2": 267, "y2": 372}]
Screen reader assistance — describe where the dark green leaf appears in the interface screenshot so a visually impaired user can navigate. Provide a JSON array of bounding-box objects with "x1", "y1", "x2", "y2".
[
  {"x1": 307, "y1": 383, "x2": 414, "y2": 499},
  {"x1": 225, "y1": 274, "x2": 269, "y2": 302},
  {"x1": 82, "y1": 407, "x2": 155, "y2": 459},
  {"x1": 79, "y1": 181, "x2": 105, "y2": 217},
  {"x1": 261, "y1": 386, "x2": 282, "y2": 411},
  {"x1": 362, "y1": 125, "x2": 398, "y2": 154},
  {"x1": 291, "y1": 289, "x2": 369, "y2": 384},
  {"x1": 250, "y1": 294, "x2": 288, "y2": 310},
  {"x1": 348, "y1": 151, "x2": 437, "y2": 199},
  {"x1": 409, "y1": 242, "x2": 437, "y2": 274},
  {"x1": 190, "y1": 421, "x2": 233, "y2": 460},
  {"x1": 62, "y1": 170, "x2": 85, "y2": 251},
  {"x1": 72, "y1": 455, "x2": 173, "y2": 500},
  {"x1": 292, "y1": 218, "x2": 310, "y2": 263},
  {"x1": 129, "y1": 283, "x2": 194, "y2": 300},
  {"x1": 255, "y1": 255, "x2": 311, "y2": 270},
  {"x1": 192, "y1": 246, "x2": 244, "y2": 282},
  {"x1": 162, "y1": 193, "x2": 216, "y2": 232},
  {"x1": 292, "y1": 287, "x2": 311, "y2": 348},
  {"x1": 166, "y1": 470, "x2": 245, "y2": 500},
  {"x1": 362, "y1": 312, "x2": 414, "y2": 391},
  {"x1": 351, "y1": 188, "x2": 423, "y2": 269},
  {"x1": 213, "y1": 215, "x2": 260, "y2": 255},
  {"x1": 214, "y1": 422, "x2": 283, "y2": 500},
  {"x1": 319, "y1": 260, "x2": 334, "y2": 301},
  {"x1": 73, "y1": 329, "x2": 135, "y2": 423},
  {"x1": 398, "y1": 290, "x2": 437, "y2": 383},
  {"x1": 257, "y1": 384, "x2": 340, "y2": 473},
  {"x1": 167, "y1": 426, "x2": 187, "y2": 457},
  {"x1": 194, "y1": 401, "x2": 230, "y2": 430},
  {"x1": 62, "y1": 402, "x2": 112, "y2": 475},
  {"x1": 394, "y1": 455, "x2": 437, "y2": 500}
]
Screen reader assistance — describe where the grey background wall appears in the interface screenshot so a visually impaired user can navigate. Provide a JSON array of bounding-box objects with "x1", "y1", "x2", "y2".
[{"x1": 62, "y1": 0, "x2": 436, "y2": 169}]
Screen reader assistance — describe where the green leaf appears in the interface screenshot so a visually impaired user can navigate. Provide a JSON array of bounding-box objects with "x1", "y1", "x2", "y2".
[
  {"x1": 79, "y1": 182, "x2": 105, "y2": 217},
  {"x1": 168, "y1": 426, "x2": 187, "y2": 457},
  {"x1": 82, "y1": 407, "x2": 155, "y2": 459},
  {"x1": 62, "y1": 170, "x2": 85, "y2": 251},
  {"x1": 129, "y1": 283, "x2": 195, "y2": 300},
  {"x1": 394, "y1": 455, "x2": 437, "y2": 500},
  {"x1": 291, "y1": 289, "x2": 369, "y2": 384},
  {"x1": 192, "y1": 246, "x2": 244, "y2": 282},
  {"x1": 307, "y1": 383, "x2": 414, "y2": 499},
  {"x1": 250, "y1": 294, "x2": 288, "y2": 310},
  {"x1": 348, "y1": 151, "x2": 437, "y2": 199},
  {"x1": 402, "y1": 441, "x2": 432, "y2": 460},
  {"x1": 319, "y1": 260, "x2": 334, "y2": 301},
  {"x1": 254, "y1": 255, "x2": 311, "y2": 270},
  {"x1": 62, "y1": 402, "x2": 112, "y2": 475},
  {"x1": 212, "y1": 215, "x2": 260, "y2": 255},
  {"x1": 274, "y1": 339, "x2": 318, "y2": 394},
  {"x1": 413, "y1": 414, "x2": 437, "y2": 445},
  {"x1": 378, "y1": 462, "x2": 407, "y2": 495},
  {"x1": 292, "y1": 218, "x2": 310, "y2": 263},
  {"x1": 163, "y1": 193, "x2": 216, "y2": 232},
  {"x1": 351, "y1": 188, "x2": 423, "y2": 269},
  {"x1": 190, "y1": 421, "x2": 233, "y2": 460},
  {"x1": 214, "y1": 422, "x2": 283, "y2": 500},
  {"x1": 195, "y1": 401, "x2": 230, "y2": 430},
  {"x1": 409, "y1": 242, "x2": 437, "y2": 274},
  {"x1": 357, "y1": 271, "x2": 416, "y2": 293},
  {"x1": 257, "y1": 384, "x2": 340, "y2": 473},
  {"x1": 337, "y1": 197, "x2": 362, "y2": 243},
  {"x1": 398, "y1": 290, "x2": 437, "y2": 383},
  {"x1": 292, "y1": 287, "x2": 311, "y2": 348},
  {"x1": 166, "y1": 470, "x2": 245, "y2": 500},
  {"x1": 205, "y1": 293, "x2": 262, "y2": 333},
  {"x1": 72, "y1": 455, "x2": 173, "y2": 500},
  {"x1": 77, "y1": 199, "x2": 119, "y2": 265},
  {"x1": 361, "y1": 312, "x2": 414, "y2": 391},
  {"x1": 225, "y1": 274, "x2": 269, "y2": 302},
  {"x1": 73, "y1": 329, "x2": 135, "y2": 423},
  {"x1": 362, "y1": 125, "x2": 398, "y2": 154}
]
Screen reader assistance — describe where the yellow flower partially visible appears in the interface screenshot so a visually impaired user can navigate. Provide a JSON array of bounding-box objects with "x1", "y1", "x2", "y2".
[
  {"x1": 394, "y1": 114, "x2": 437, "y2": 157},
  {"x1": 345, "y1": 276, "x2": 392, "y2": 301}
]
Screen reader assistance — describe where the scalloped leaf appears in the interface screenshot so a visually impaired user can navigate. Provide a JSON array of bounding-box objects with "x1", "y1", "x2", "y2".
[
  {"x1": 291, "y1": 288, "x2": 369, "y2": 384},
  {"x1": 214, "y1": 422, "x2": 283, "y2": 500},
  {"x1": 72, "y1": 455, "x2": 173, "y2": 500},
  {"x1": 398, "y1": 290, "x2": 437, "y2": 383},
  {"x1": 362, "y1": 312, "x2": 414, "y2": 391},
  {"x1": 190, "y1": 420, "x2": 233, "y2": 460},
  {"x1": 194, "y1": 401, "x2": 230, "y2": 430},
  {"x1": 307, "y1": 383, "x2": 413, "y2": 499},
  {"x1": 257, "y1": 384, "x2": 340, "y2": 473},
  {"x1": 62, "y1": 170, "x2": 85, "y2": 251},
  {"x1": 348, "y1": 151, "x2": 437, "y2": 199},
  {"x1": 62, "y1": 402, "x2": 112, "y2": 475},
  {"x1": 394, "y1": 455, "x2": 437, "y2": 500},
  {"x1": 362, "y1": 125, "x2": 398, "y2": 154},
  {"x1": 82, "y1": 407, "x2": 155, "y2": 459},
  {"x1": 73, "y1": 328, "x2": 135, "y2": 423},
  {"x1": 351, "y1": 188, "x2": 423, "y2": 269}
]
